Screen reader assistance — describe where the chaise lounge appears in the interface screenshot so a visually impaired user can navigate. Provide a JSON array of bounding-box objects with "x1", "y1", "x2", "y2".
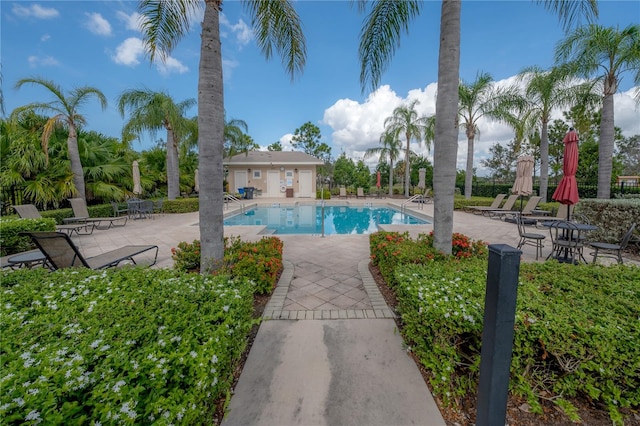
[
  {"x1": 13, "y1": 204, "x2": 95, "y2": 236},
  {"x1": 66, "y1": 198, "x2": 128, "y2": 229},
  {"x1": 24, "y1": 231, "x2": 158, "y2": 270}
]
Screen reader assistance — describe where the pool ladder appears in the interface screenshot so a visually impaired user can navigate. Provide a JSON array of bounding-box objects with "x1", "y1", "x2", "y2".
[
  {"x1": 401, "y1": 194, "x2": 424, "y2": 212},
  {"x1": 224, "y1": 193, "x2": 245, "y2": 213}
]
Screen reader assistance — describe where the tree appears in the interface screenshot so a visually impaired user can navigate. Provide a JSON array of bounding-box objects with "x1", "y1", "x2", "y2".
[
  {"x1": 267, "y1": 141, "x2": 283, "y2": 151},
  {"x1": 358, "y1": 0, "x2": 596, "y2": 254},
  {"x1": 555, "y1": 23, "x2": 640, "y2": 198},
  {"x1": 332, "y1": 153, "x2": 356, "y2": 187},
  {"x1": 517, "y1": 66, "x2": 597, "y2": 202},
  {"x1": 617, "y1": 135, "x2": 640, "y2": 176},
  {"x1": 364, "y1": 129, "x2": 403, "y2": 196},
  {"x1": 354, "y1": 160, "x2": 371, "y2": 191},
  {"x1": 223, "y1": 116, "x2": 249, "y2": 157},
  {"x1": 117, "y1": 89, "x2": 195, "y2": 200},
  {"x1": 291, "y1": 121, "x2": 332, "y2": 162},
  {"x1": 383, "y1": 100, "x2": 431, "y2": 197},
  {"x1": 458, "y1": 71, "x2": 518, "y2": 199},
  {"x1": 13, "y1": 77, "x2": 107, "y2": 201},
  {"x1": 480, "y1": 141, "x2": 518, "y2": 181},
  {"x1": 139, "y1": 0, "x2": 306, "y2": 273}
]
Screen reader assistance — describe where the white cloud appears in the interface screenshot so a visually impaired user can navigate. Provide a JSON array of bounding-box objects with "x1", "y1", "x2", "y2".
[
  {"x1": 28, "y1": 55, "x2": 60, "y2": 68},
  {"x1": 112, "y1": 37, "x2": 145, "y2": 66},
  {"x1": 12, "y1": 4, "x2": 59, "y2": 19},
  {"x1": 41, "y1": 34, "x2": 51, "y2": 42},
  {"x1": 116, "y1": 11, "x2": 145, "y2": 32},
  {"x1": 323, "y1": 77, "x2": 640, "y2": 176},
  {"x1": 223, "y1": 58, "x2": 239, "y2": 78},
  {"x1": 157, "y1": 56, "x2": 188, "y2": 76},
  {"x1": 84, "y1": 12, "x2": 112, "y2": 36},
  {"x1": 220, "y1": 14, "x2": 252, "y2": 47}
]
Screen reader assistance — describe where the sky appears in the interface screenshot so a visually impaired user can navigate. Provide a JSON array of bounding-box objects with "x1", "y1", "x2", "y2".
[{"x1": 2, "y1": 0, "x2": 639, "y2": 176}]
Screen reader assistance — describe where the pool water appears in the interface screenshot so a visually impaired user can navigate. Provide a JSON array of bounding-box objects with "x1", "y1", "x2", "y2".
[{"x1": 224, "y1": 204, "x2": 429, "y2": 235}]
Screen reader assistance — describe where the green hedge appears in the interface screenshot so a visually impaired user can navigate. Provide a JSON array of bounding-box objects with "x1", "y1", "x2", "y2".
[
  {"x1": 395, "y1": 260, "x2": 639, "y2": 423},
  {"x1": 0, "y1": 267, "x2": 255, "y2": 425},
  {"x1": 163, "y1": 198, "x2": 199, "y2": 213},
  {"x1": 0, "y1": 218, "x2": 57, "y2": 256},
  {"x1": 576, "y1": 198, "x2": 640, "y2": 243}
]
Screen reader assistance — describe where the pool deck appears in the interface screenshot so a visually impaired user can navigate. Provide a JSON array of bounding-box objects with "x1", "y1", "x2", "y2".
[{"x1": 12, "y1": 196, "x2": 637, "y2": 426}]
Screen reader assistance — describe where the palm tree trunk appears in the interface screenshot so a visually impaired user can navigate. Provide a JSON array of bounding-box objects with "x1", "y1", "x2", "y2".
[
  {"x1": 597, "y1": 92, "x2": 614, "y2": 199},
  {"x1": 433, "y1": 0, "x2": 460, "y2": 256},
  {"x1": 166, "y1": 127, "x2": 180, "y2": 200},
  {"x1": 67, "y1": 125, "x2": 86, "y2": 201},
  {"x1": 464, "y1": 136, "x2": 474, "y2": 199},
  {"x1": 198, "y1": 0, "x2": 225, "y2": 274},
  {"x1": 405, "y1": 133, "x2": 411, "y2": 197},
  {"x1": 389, "y1": 159, "x2": 394, "y2": 197},
  {"x1": 539, "y1": 119, "x2": 550, "y2": 202}
]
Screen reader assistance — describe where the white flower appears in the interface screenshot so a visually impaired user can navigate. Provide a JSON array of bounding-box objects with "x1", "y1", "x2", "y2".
[
  {"x1": 90, "y1": 339, "x2": 103, "y2": 349},
  {"x1": 112, "y1": 380, "x2": 126, "y2": 392},
  {"x1": 190, "y1": 351, "x2": 198, "y2": 358},
  {"x1": 223, "y1": 305, "x2": 230, "y2": 312},
  {"x1": 25, "y1": 409, "x2": 42, "y2": 423},
  {"x1": 211, "y1": 355, "x2": 218, "y2": 364}
]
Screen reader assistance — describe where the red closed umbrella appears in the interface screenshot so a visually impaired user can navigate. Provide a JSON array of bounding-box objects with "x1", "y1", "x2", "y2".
[
  {"x1": 552, "y1": 129, "x2": 580, "y2": 217},
  {"x1": 376, "y1": 171, "x2": 381, "y2": 188}
]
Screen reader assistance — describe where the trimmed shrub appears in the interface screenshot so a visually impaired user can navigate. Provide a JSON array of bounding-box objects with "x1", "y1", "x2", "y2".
[
  {"x1": 576, "y1": 198, "x2": 640, "y2": 242},
  {"x1": 163, "y1": 198, "x2": 199, "y2": 213},
  {"x1": 0, "y1": 267, "x2": 255, "y2": 425},
  {"x1": 0, "y1": 218, "x2": 57, "y2": 256}
]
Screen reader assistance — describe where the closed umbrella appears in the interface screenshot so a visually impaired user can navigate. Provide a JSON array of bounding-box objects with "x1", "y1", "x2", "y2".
[
  {"x1": 194, "y1": 168, "x2": 200, "y2": 193},
  {"x1": 132, "y1": 160, "x2": 142, "y2": 196},
  {"x1": 376, "y1": 171, "x2": 381, "y2": 189},
  {"x1": 511, "y1": 155, "x2": 534, "y2": 211},
  {"x1": 552, "y1": 129, "x2": 580, "y2": 219},
  {"x1": 418, "y1": 168, "x2": 426, "y2": 189}
]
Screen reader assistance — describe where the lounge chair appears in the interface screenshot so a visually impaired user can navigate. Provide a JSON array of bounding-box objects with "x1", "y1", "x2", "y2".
[
  {"x1": 339, "y1": 187, "x2": 348, "y2": 199},
  {"x1": 356, "y1": 187, "x2": 366, "y2": 199},
  {"x1": 111, "y1": 201, "x2": 129, "y2": 217},
  {"x1": 466, "y1": 194, "x2": 506, "y2": 214},
  {"x1": 66, "y1": 198, "x2": 128, "y2": 229},
  {"x1": 24, "y1": 231, "x2": 158, "y2": 270},
  {"x1": 527, "y1": 204, "x2": 574, "y2": 225},
  {"x1": 494, "y1": 196, "x2": 541, "y2": 221},
  {"x1": 480, "y1": 194, "x2": 519, "y2": 217},
  {"x1": 589, "y1": 223, "x2": 636, "y2": 265},
  {"x1": 12, "y1": 204, "x2": 95, "y2": 236}
]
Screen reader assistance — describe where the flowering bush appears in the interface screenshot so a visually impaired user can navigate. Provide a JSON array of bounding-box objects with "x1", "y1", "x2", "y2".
[
  {"x1": 172, "y1": 237, "x2": 284, "y2": 295},
  {"x1": 0, "y1": 267, "x2": 254, "y2": 425},
  {"x1": 392, "y1": 254, "x2": 640, "y2": 423}
]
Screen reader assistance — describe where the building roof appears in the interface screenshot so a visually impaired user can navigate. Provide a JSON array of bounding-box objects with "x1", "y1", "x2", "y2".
[{"x1": 224, "y1": 151, "x2": 325, "y2": 166}]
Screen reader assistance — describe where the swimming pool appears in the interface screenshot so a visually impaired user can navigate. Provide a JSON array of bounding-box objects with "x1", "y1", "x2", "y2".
[{"x1": 224, "y1": 204, "x2": 429, "y2": 235}]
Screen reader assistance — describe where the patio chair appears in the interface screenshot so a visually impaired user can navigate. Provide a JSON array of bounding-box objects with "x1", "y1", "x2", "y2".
[
  {"x1": 589, "y1": 223, "x2": 636, "y2": 265},
  {"x1": 153, "y1": 199, "x2": 164, "y2": 216},
  {"x1": 339, "y1": 187, "x2": 348, "y2": 199},
  {"x1": 356, "y1": 187, "x2": 366, "y2": 199},
  {"x1": 12, "y1": 204, "x2": 95, "y2": 236},
  {"x1": 111, "y1": 201, "x2": 129, "y2": 217},
  {"x1": 466, "y1": 193, "x2": 506, "y2": 214},
  {"x1": 546, "y1": 220, "x2": 585, "y2": 264},
  {"x1": 481, "y1": 194, "x2": 519, "y2": 217},
  {"x1": 66, "y1": 198, "x2": 128, "y2": 229},
  {"x1": 515, "y1": 213, "x2": 545, "y2": 260},
  {"x1": 24, "y1": 231, "x2": 158, "y2": 270}
]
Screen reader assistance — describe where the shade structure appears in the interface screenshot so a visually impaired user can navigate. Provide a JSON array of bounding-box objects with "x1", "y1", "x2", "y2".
[
  {"x1": 132, "y1": 161, "x2": 142, "y2": 196},
  {"x1": 418, "y1": 168, "x2": 426, "y2": 189},
  {"x1": 376, "y1": 171, "x2": 381, "y2": 188},
  {"x1": 194, "y1": 169, "x2": 200, "y2": 193},
  {"x1": 511, "y1": 155, "x2": 534, "y2": 196},
  {"x1": 552, "y1": 129, "x2": 580, "y2": 212}
]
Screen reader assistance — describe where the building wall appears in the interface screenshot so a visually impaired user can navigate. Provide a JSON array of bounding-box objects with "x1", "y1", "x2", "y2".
[{"x1": 227, "y1": 165, "x2": 317, "y2": 197}]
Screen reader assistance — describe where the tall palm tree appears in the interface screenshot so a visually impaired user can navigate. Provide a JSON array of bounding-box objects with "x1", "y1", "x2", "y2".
[
  {"x1": 117, "y1": 88, "x2": 195, "y2": 200},
  {"x1": 358, "y1": 0, "x2": 596, "y2": 254},
  {"x1": 224, "y1": 116, "x2": 249, "y2": 157},
  {"x1": 458, "y1": 71, "x2": 515, "y2": 199},
  {"x1": 517, "y1": 66, "x2": 597, "y2": 202},
  {"x1": 364, "y1": 129, "x2": 403, "y2": 197},
  {"x1": 138, "y1": 0, "x2": 306, "y2": 273},
  {"x1": 13, "y1": 77, "x2": 107, "y2": 201},
  {"x1": 384, "y1": 99, "x2": 431, "y2": 197},
  {"x1": 555, "y1": 24, "x2": 640, "y2": 199}
]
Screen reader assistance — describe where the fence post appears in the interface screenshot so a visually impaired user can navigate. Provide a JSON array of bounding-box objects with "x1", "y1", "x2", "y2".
[{"x1": 476, "y1": 244, "x2": 522, "y2": 426}]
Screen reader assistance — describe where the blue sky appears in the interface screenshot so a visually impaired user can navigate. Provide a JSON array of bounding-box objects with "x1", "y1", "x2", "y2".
[{"x1": 3, "y1": 0, "x2": 639, "y2": 174}]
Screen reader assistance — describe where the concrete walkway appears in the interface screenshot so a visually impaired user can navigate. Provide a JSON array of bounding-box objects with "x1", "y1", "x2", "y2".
[{"x1": 37, "y1": 197, "x2": 636, "y2": 426}]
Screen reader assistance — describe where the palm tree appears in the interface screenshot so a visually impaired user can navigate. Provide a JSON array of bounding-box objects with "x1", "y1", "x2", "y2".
[
  {"x1": 517, "y1": 66, "x2": 597, "y2": 202},
  {"x1": 364, "y1": 129, "x2": 403, "y2": 197},
  {"x1": 384, "y1": 99, "x2": 431, "y2": 197},
  {"x1": 555, "y1": 24, "x2": 640, "y2": 199},
  {"x1": 138, "y1": 0, "x2": 306, "y2": 273},
  {"x1": 224, "y1": 116, "x2": 249, "y2": 157},
  {"x1": 458, "y1": 71, "x2": 514, "y2": 199},
  {"x1": 117, "y1": 89, "x2": 195, "y2": 200},
  {"x1": 13, "y1": 77, "x2": 107, "y2": 201},
  {"x1": 358, "y1": 0, "x2": 596, "y2": 254}
]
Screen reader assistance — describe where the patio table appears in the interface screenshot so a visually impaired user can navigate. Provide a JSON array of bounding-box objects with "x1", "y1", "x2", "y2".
[
  {"x1": 7, "y1": 249, "x2": 49, "y2": 269},
  {"x1": 541, "y1": 221, "x2": 598, "y2": 263}
]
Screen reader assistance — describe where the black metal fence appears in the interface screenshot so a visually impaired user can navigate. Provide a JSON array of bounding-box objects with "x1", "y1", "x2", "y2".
[{"x1": 457, "y1": 180, "x2": 640, "y2": 201}]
